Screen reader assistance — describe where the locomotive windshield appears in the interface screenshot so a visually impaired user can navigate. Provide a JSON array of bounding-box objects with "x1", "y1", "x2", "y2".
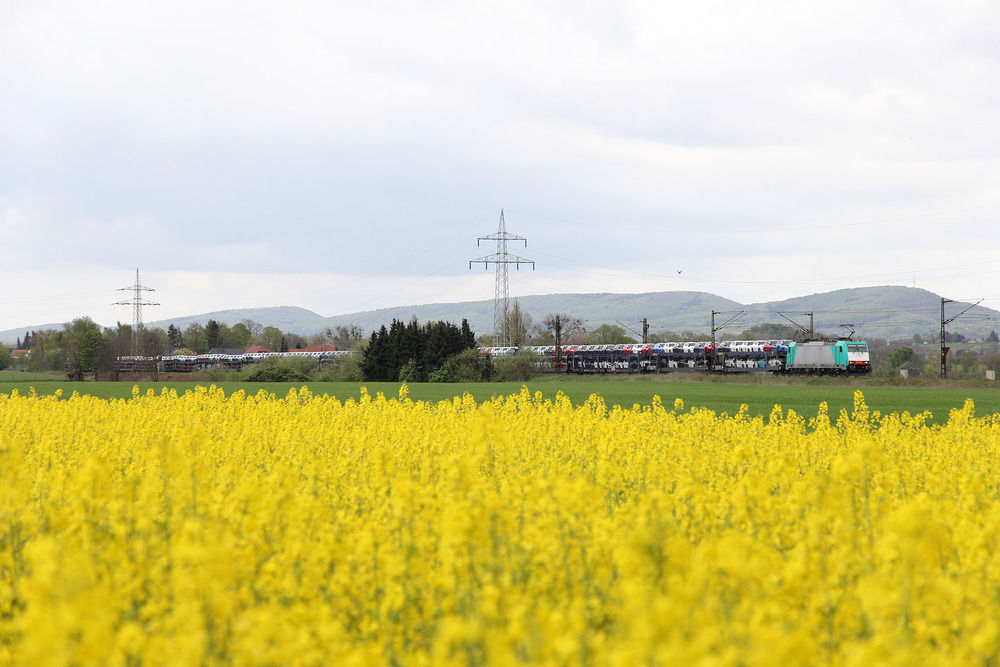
[{"x1": 847, "y1": 343, "x2": 869, "y2": 358}]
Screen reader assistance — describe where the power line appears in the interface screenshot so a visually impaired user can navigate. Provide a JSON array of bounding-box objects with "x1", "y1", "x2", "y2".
[
  {"x1": 711, "y1": 310, "x2": 746, "y2": 345},
  {"x1": 514, "y1": 202, "x2": 1000, "y2": 235}
]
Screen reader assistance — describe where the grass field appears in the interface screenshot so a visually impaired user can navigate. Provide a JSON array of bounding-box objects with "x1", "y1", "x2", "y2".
[
  {"x1": 2, "y1": 372, "x2": 999, "y2": 423},
  {"x1": 0, "y1": 370, "x2": 64, "y2": 382}
]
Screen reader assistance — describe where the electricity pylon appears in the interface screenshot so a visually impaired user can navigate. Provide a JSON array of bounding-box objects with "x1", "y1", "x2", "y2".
[
  {"x1": 470, "y1": 209, "x2": 534, "y2": 346},
  {"x1": 114, "y1": 269, "x2": 159, "y2": 355}
]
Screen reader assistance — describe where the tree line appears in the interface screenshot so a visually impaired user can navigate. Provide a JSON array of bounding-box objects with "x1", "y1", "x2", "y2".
[
  {"x1": 7, "y1": 301, "x2": 997, "y2": 381},
  {"x1": 0, "y1": 317, "x2": 367, "y2": 379},
  {"x1": 361, "y1": 318, "x2": 477, "y2": 382},
  {"x1": 163, "y1": 320, "x2": 365, "y2": 355}
]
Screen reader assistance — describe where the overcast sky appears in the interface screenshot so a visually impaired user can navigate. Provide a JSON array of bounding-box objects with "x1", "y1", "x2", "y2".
[{"x1": 2, "y1": 0, "x2": 998, "y2": 335}]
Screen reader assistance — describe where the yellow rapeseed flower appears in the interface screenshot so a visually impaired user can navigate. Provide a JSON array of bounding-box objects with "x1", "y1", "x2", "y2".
[{"x1": 1, "y1": 387, "x2": 1000, "y2": 665}]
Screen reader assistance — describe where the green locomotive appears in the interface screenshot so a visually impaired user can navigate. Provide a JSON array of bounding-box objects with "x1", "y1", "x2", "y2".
[{"x1": 785, "y1": 340, "x2": 871, "y2": 374}]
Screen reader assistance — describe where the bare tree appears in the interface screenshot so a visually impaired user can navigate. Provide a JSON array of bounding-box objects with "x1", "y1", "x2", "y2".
[
  {"x1": 241, "y1": 319, "x2": 264, "y2": 342},
  {"x1": 543, "y1": 313, "x2": 585, "y2": 364},
  {"x1": 138, "y1": 327, "x2": 164, "y2": 380},
  {"x1": 506, "y1": 300, "x2": 532, "y2": 347},
  {"x1": 325, "y1": 324, "x2": 365, "y2": 350},
  {"x1": 103, "y1": 323, "x2": 134, "y2": 381}
]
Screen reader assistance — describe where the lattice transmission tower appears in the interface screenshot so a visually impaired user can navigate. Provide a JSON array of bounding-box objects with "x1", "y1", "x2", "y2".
[
  {"x1": 470, "y1": 209, "x2": 534, "y2": 346},
  {"x1": 113, "y1": 269, "x2": 159, "y2": 355}
]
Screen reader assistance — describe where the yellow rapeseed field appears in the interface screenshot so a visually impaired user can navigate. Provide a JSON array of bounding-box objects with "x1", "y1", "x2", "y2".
[{"x1": 2, "y1": 385, "x2": 1000, "y2": 666}]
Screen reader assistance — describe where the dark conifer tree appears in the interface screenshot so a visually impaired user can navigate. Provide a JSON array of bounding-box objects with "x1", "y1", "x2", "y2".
[
  {"x1": 359, "y1": 325, "x2": 383, "y2": 381},
  {"x1": 205, "y1": 320, "x2": 221, "y2": 351},
  {"x1": 461, "y1": 319, "x2": 476, "y2": 349},
  {"x1": 362, "y1": 318, "x2": 479, "y2": 382}
]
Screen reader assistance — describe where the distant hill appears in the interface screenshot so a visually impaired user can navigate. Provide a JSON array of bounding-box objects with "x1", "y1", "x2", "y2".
[
  {"x1": 147, "y1": 306, "x2": 330, "y2": 335},
  {"x1": 2, "y1": 286, "x2": 998, "y2": 345},
  {"x1": 747, "y1": 286, "x2": 970, "y2": 340},
  {"x1": 0, "y1": 322, "x2": 67, "y2": 347},
  {"x1": 316, "y1": 291, "x2": 744, "y2": 341}
]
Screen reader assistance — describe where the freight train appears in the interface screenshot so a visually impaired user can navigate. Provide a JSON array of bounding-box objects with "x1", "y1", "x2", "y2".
[
  {"x1": 119, "y1": 349, "x2": 353, "y2": 373},
  {"x1": 119, "y1": 338, "x2": 870, "y2": 376},
  {"x1": 482, "y1": 338, "x2": 871, "y2": 375}
]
